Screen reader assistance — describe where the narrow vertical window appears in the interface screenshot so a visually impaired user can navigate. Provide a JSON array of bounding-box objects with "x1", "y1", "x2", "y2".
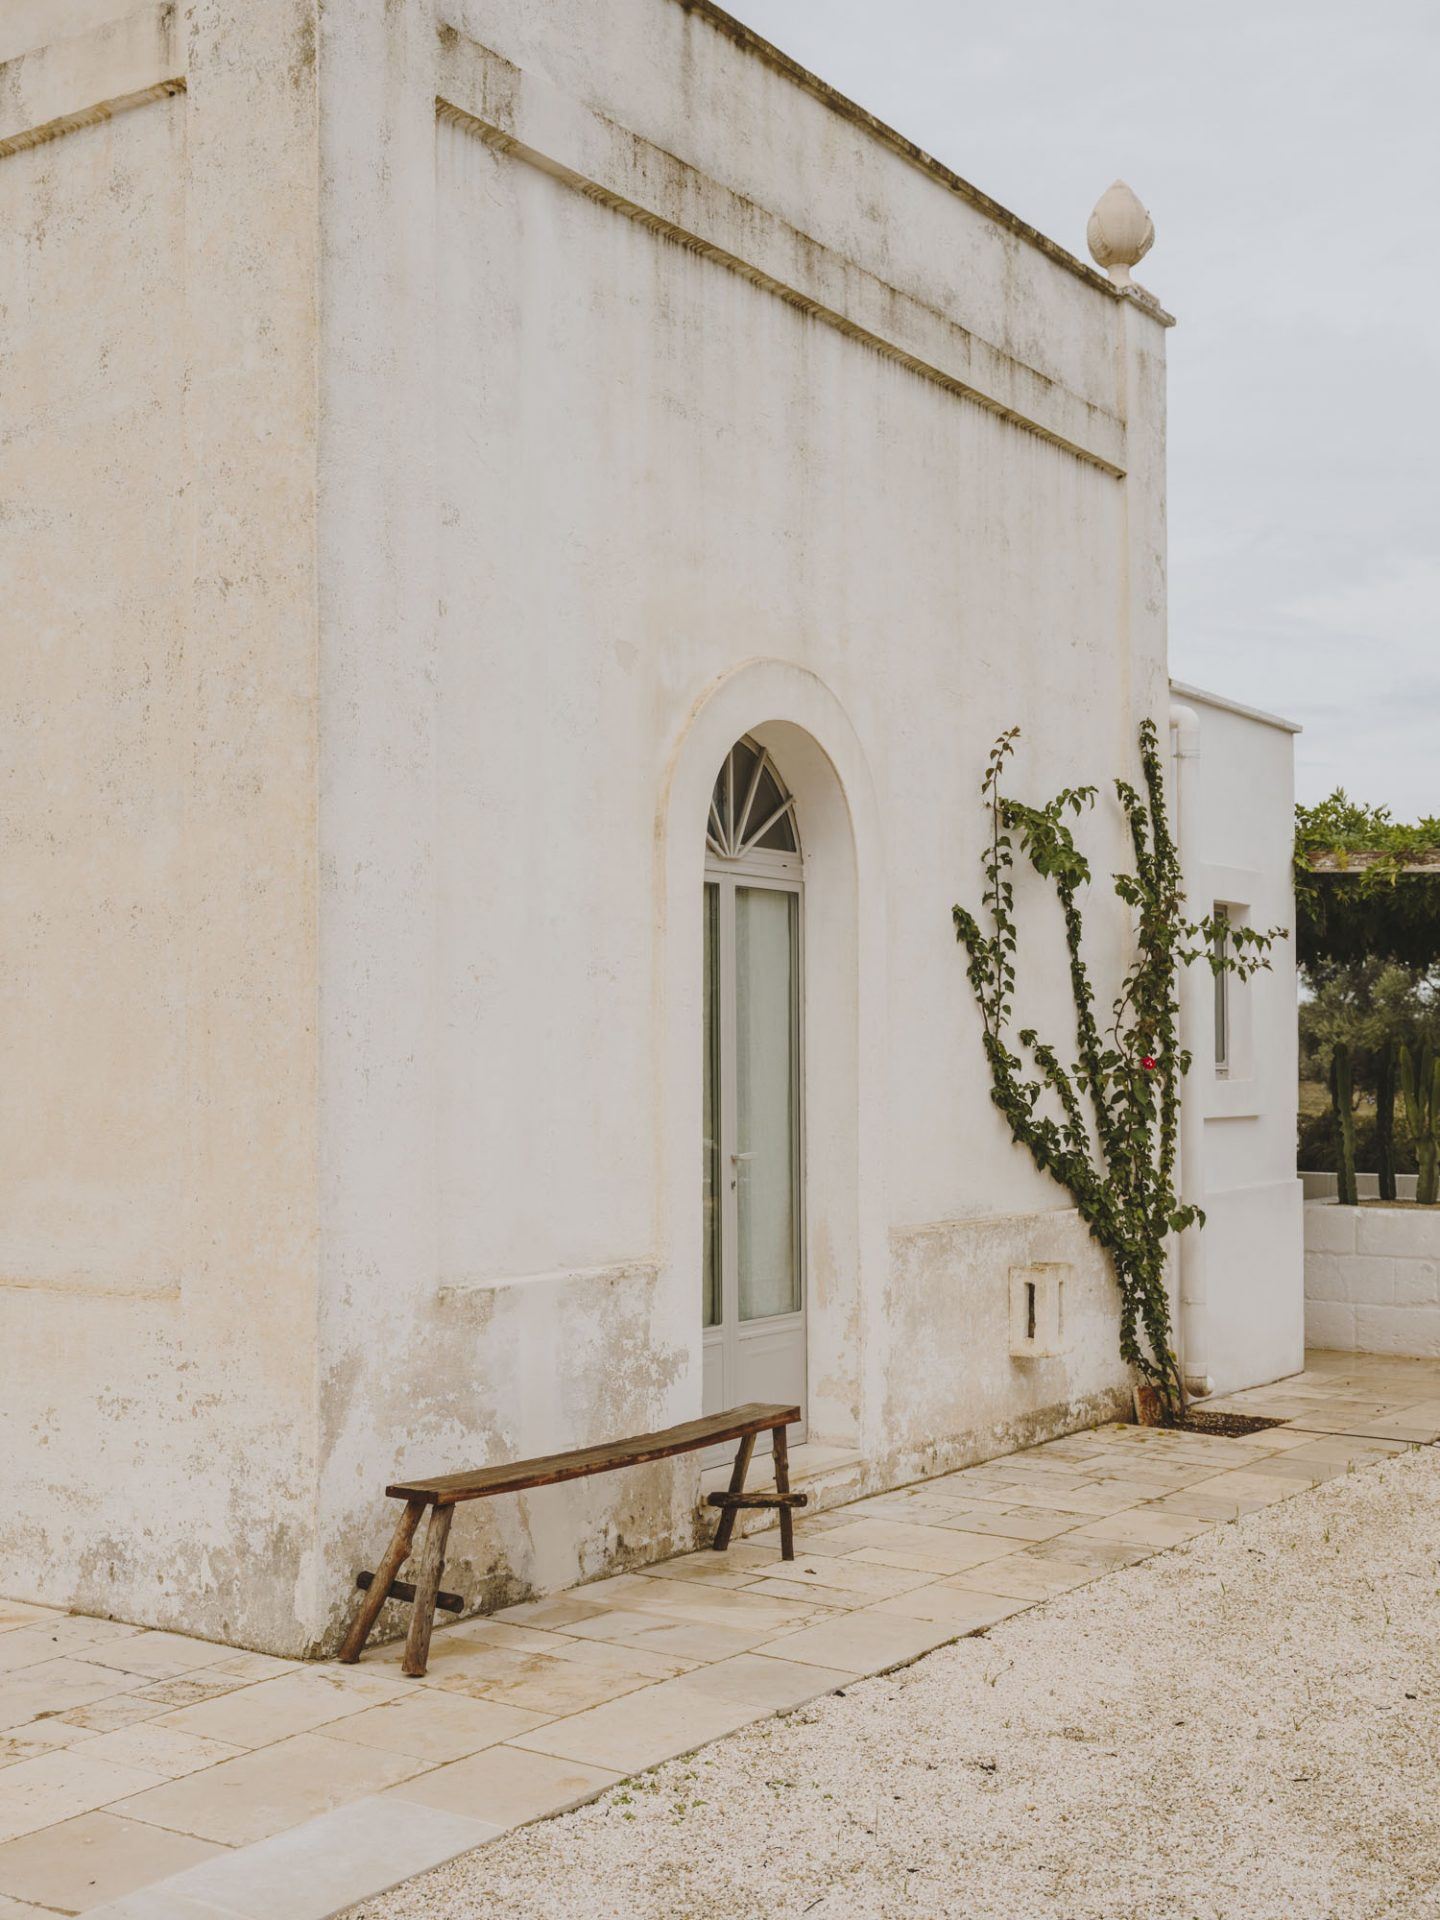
[
  {"x1": 734, "y1": 885, "x2": 800, "y2": 1323},
  {"x1": 1213, "y1": 906, "x2": 1229, "y2": 1076}
]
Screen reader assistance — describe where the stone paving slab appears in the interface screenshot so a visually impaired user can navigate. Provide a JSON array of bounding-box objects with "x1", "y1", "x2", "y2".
[
  {"x1": 95, "y1": 1798, "x2": 501, "y2": 1920},
  {"x1": 0, "y1": 1350, "x2": 1433, "y2": 1918}
]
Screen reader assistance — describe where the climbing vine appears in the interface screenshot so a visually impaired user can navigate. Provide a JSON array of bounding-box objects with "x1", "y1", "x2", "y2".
[{"x1": 952, "y1": 719, "x2": 1282, "y2": 1421}]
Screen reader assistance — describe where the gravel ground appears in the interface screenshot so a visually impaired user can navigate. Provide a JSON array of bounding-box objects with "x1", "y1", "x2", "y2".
[{"x1": 352, "y1": 1446, "x2": 1440, "y2": 1920}]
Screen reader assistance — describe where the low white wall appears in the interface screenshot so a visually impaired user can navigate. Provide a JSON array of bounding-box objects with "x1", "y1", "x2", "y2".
[
  {"x1": 1301, "y1": 1172, "x2": 1419, "y2": 1201},
  {"x1": 1305, "y1": 1201, "x2": 1440, "y2": 1356}
]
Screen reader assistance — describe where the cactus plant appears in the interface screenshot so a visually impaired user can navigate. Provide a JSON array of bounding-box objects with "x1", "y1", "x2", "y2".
[
  {"x1": 1376, "y1": 1039, "x2": 1398, "y2": 1202},
  {"x1": 1400, "y1": 1041, "x2": 1440, "y2": 1205},
  {"x1": 1330, "y1": 1043, "x2": 1358, "y2": 1207}
]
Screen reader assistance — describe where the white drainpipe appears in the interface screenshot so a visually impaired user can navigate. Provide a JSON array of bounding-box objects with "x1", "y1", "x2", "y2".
[{"x1": 1169, "y1": 701, "x2": 1212, "y2": 1400}]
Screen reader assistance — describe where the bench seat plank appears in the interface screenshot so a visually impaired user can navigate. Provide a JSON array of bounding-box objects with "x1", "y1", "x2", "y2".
[{"x1": 386, "y1": 1402, "x2": 799, "y2": 1506}]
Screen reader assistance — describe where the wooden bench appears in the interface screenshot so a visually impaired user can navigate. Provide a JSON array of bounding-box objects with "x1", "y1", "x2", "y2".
[{"x1": 339, "y1": 1402, "x2": 806, "y2": 1677}]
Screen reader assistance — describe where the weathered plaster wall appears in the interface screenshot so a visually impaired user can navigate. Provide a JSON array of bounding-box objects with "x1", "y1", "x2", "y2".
[
  {"x1": 0, "y1": 2, "x2": 324, "y2": 1649},
  {"x1": 0, "y1": 2, "x2": 144, "y2": 65},
  {"x1": 1175, "y1": 689, "x2": 1304, "y2": 1396},
  {"x1": 5, "y1": 0, "x2": 1194, "y2": 1654},
  {"x1": 882, "y1": 1212, "x2": 1133, "y2": 1477},
  {"x1": 309, "y1": 0, "x2": 1169, "y2": 1649}
]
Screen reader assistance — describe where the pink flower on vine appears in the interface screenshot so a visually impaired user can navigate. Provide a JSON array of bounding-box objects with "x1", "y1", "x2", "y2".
[{"x1": 1141, "y1": 1055, "x2": 1157, "y2": 1071}]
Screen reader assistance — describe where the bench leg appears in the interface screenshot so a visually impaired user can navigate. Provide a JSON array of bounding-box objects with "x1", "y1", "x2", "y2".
[
  {"x1": 338, "y1": 1498, "x2": 425, "y2": 1665},
  {"x1": 772, "y1": 1425, "x2": 796, "y2": 1561},
  {"x1": 401, "y1": 1502, "x2": 455, "y2": 1678},
  {"x1": 711, "y1": 1432, "x2": 755, "y2": 1552}
]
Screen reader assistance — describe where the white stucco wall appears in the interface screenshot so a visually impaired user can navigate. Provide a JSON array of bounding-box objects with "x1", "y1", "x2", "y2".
[
  {"x1": 1305, "y1": 1202, "x2": 1440, "y2": 1357},
  {"x1": 1171, "y1": 685, "x2": 1304, "y2": 1396},
  {"x1": 1, "y1": 2, "x2": 324, "y2": 1648},
  {"x1": 3, "y1": 0, "x2": 1262, "y2": 1656},
  {"x1": 308, "y1": 0, "x2": 1173, "y2": 1649}
]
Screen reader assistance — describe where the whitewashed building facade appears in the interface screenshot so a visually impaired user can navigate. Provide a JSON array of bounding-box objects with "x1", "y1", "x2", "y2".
[{"x1": 1, "y1": 0, "x2": 1299, "y2": 1654}]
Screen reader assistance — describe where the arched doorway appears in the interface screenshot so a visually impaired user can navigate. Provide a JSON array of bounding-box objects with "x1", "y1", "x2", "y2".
[{"x1": 701, "y1": 735, "x2": 806, "y2": 1436}]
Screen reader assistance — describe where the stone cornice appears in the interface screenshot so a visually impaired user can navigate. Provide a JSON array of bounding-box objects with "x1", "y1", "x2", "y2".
[
  {"x1": 436, "y1": 24, "x2": 1129, "y2": 476},
  {"x1": 673, "y1": 0, "x2": 1174, "y2": 326}
]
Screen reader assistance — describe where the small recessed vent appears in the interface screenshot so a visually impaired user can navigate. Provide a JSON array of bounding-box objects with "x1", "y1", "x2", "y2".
[{"x1": 1009, "y1": 1263, "x2": 1068, "y2": 1359}]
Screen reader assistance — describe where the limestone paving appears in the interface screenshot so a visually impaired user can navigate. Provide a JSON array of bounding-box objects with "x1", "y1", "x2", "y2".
[{"x1": 0, "y1": 1351, "x2": 1431, "y2": 1918}]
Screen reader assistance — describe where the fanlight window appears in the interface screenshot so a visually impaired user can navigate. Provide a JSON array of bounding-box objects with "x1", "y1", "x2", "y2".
[{"x1": 707, "y1": 736, "x2": 798, "y2": 859}]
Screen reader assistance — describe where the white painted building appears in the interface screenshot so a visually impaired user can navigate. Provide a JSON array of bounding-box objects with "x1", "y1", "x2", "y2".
[{"x1": 1, "y1": 0, "x2": 1300, "y2": 1655}]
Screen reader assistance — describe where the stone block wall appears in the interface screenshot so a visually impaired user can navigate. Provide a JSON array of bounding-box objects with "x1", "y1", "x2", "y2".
[
  {"x1": 1301, "y1": 1172, "x2": 1419, "y2": 1202},
  {"x1": 1304, "y1": 1202, "x2": 1440, "y2": 1356}
]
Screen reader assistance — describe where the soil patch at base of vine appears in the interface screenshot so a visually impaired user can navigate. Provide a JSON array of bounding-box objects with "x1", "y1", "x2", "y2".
[{"x1": 1178, "y1": 1408, "x2": 1287, "y2": 1438}]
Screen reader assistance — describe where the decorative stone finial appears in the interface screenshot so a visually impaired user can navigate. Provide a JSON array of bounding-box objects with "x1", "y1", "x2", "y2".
[{"x1": 1087, "y1": 180, "x2": 1154, "y2": 287}]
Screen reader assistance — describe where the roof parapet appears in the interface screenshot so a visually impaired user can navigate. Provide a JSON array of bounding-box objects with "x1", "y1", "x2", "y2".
[{"x1": 676, "y1": 0, "x2": 1174, "y2": 318}]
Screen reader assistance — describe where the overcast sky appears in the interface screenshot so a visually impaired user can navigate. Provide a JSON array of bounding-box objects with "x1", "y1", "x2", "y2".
[{"x1": 730, "y1": 0, "x2": 1440, "y2": 819}]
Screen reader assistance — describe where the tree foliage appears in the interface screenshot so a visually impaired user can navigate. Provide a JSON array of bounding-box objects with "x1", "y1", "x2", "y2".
[
  {"x1": 1299, "y1": 958, "x2": 1440, "y2": 1081},
  {"x1": 1295, "y1": 793, "x2": 1440, "y2": 865},
  {"x1": 1295, "y1": 794, "x2": 1440, "y2": 969}
]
